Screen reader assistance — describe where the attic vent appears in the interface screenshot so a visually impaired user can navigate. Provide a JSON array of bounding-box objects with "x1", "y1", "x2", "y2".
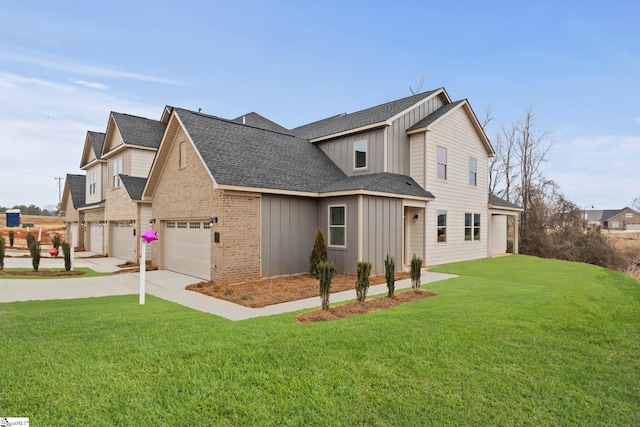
[
  {"x1": 242, "y1": 116, "x2": 246, "y2": 124},
  {"x1": 406, "y1": 181, "x2": 412, "y2": 186}
]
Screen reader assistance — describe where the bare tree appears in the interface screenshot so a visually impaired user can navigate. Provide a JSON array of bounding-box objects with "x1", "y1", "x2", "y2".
[
  {"x1": 632, "y1": 196, "x2": 640, "y2": 211},
  {"x1": 410, "y1": 76, "x2": 424, "y2": 95}
]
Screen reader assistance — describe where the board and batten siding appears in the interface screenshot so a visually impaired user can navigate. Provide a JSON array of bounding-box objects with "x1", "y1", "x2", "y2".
[
  {"x1": 261, "y1": 195, "x2": 319, "y2": 277},
  {"x1": 387, "y1": 95, "x2": 445, "y2": 175},
  {"x1": 361, "y1": 196, "x2": 403, "y2": 274},
  {"x1": 85, "y1": 164, "x2": 102, "y2": 205},
  {"x1": 316, "y1": 129, "x2": 384, "y2": 176},
  {"x1": 130, "y1": 149, "x2": 156, "y2": 178},
  {"x1": 424, "y1": 106, "x2": 490, "y2": 266},
  {"x1": 318, "y1": 196, "x2": 358, "y2": 274}
]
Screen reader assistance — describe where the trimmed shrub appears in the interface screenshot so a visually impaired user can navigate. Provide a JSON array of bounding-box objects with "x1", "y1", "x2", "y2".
[
  {"x1": 355, "y1": 261, "x2": 372, "y2": 302},
  {"x1": 30, "y1": 241, "x2": 41, "y2": 272},
  {"x1": 8, "y1": 230, "x2": 14, "y2": 247},
  {"x1": 0, "y1": 236, "x2": 5, "y2": 270},
  {"x1": 52, "y1": 234, "x2": 61, "y2": 249},
  {"x1": 61, "y1": 242, "x2": 71, "y2": 271},
  {"x1": 410, "y1": 255, "x2": 423, "y2": 293},
  {"x1": 309, "y1": 228, "x2": 328, "y2": 279},
  {"x1": 385, "y1": 254, "x2": 395, "y2": 298},
  {"x1": 318, "y1": 261, "x2": 336, "y2": 310},
  {"x1": 26, "y1": 231, "x2": 35, "y2": 249}
]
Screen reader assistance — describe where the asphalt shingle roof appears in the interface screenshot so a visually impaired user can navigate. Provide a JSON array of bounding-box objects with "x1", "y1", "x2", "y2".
[
  {"x1": 67, "y1": 174, "x2": 86, "y2": 209},
  {"x1": 119, "y1": 175, "x2": 147, "y2": 201},
  {"x1": 489, "y1": 193, "x2": 522, "y2": 210},
  {"x1": 230, "y1": 112, "x2": 290, "y2": 134},
  {"x1": 175, "y1": 108, "x2": 347, "y2": 193},
  {"x1": 322, "y1": 173, "x2": 434, "y2": 199},
  {"x1": 406, "y1": 100, "x2": 465, "y2": 131},
  {"x1": 290, "y1": 89, "x2": 440, "y2": 140},
  {"x1": 111, "y1": 112, "x2": 166, "y2": 149},
  {"x1": 87, "y1": 131, "x2": 105, "y2": 159}
]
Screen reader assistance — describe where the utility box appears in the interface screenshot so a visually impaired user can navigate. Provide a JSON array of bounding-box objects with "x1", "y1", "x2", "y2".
[{"x1": 5, "y1": 209, "x2": 21, "y2": 227}]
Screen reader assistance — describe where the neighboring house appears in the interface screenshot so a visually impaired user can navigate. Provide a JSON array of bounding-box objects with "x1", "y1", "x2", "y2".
[
  {"x1": 585, "y1": 207, "x2": 640, "y2": 230},
  {"x1": 60, "y1": 173, "x2": 86, "y2": 248},
  {"x1": 101, "y1": 112, "x2": 166, "y2": 261},
  {"x1": 142, "y1": 88, "x2": 521, "y2": 282}
]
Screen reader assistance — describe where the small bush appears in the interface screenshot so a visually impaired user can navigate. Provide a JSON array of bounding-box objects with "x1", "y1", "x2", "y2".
[
  {"x1": 385, "y1": 254, "x2": 395, "y2": 298},
  {"x1": 26, "y1": 232, "x2": 35, "y2": 249},
  {"x1": 0, "y1": 236, "x2": 5, "y2": 270},
  {"x1": 61, "y1": 242, "x2": 71, "y2": 271},
  {"x1": 30, "y1": 241, "x2": 41, "y2": 272},
  {"x1": 52, "y1": 234, "x2": 61, "y2": 249},
  {"x1": 318, "y1": 261, "x2": 336, "y2": 310},
  {"x1": 355, "y1": 261, "x2": 372, "y2": 302},
  {"x1": 8, "y1": 230, "x2": 14, "y2": 247},
  {"x1": 410, "y1": 255, "x2": 423, "y2": 293},
  {"x1": 309, "y1": 228, "x2": 328, "y2": 279}
]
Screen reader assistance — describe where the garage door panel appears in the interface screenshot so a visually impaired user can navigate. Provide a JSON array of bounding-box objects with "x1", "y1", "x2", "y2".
[
  {"x1": 111, "y1": 222, "x2": 134, "y2": 260},
  {"x1": 164, "y1": 221, "x2": 211, "y2": 280},
  {"x1": 89, "y1": 223, "x2": 103, "y2": 254}
]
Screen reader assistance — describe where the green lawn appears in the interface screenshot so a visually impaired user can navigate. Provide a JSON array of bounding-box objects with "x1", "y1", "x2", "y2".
[
  {"x1": 1, "y1": 255, "x2": 638, "y2": 426},
  {"x1": 0, "y1": 267, "x2": 110, "y2": 279}
]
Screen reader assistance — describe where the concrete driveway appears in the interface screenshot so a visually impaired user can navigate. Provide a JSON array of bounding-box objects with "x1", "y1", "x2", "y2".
[{"x1": 0, "y1": 252, "x2": 457, "y2": 321}]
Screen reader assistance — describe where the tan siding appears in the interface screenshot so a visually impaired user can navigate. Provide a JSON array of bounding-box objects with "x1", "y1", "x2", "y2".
[
  {"x1": 130, "y1": 149, "x2": 156, "y2": 178},
  {"x1": 409, "y1": 133, "x2": 425, "y2": 187},
  {"x1": 317, "y1": 129, "x2": 384, "y2": 176},
  {"x1": 85, "y1": 164, "x2": 102, "y2": 205}
]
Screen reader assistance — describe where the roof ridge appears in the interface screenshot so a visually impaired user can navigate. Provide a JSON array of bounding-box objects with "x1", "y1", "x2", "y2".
[
  {"x1": 111, "y1": 111, "x2": 162, "y2": 123},
  {"x1": 342, "y1": 88, "x2": 440, "y2": 116}
]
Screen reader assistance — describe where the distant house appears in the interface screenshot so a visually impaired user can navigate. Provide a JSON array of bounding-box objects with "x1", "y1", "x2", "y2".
[
  {"x1": 60, "y1": 173, "x2": 86, "y2": 248},
  {"x1": 585, "y1": 207, "x2": 640, "y2": 231}
]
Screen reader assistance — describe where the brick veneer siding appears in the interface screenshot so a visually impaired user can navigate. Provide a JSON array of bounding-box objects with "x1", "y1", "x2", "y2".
[{"x1": 105, "y1": 185, "x2": 138, "y2": 259}]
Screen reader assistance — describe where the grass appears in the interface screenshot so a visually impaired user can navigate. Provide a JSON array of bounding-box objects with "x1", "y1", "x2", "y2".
[
  {"x1": 0, "y1": 255, "x2": 638, "y2": 425},
  {"x1": 0, "y1": 267, "x2": 110, "y2": 279}
]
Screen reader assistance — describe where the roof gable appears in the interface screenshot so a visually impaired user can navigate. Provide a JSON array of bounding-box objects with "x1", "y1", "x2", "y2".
[
  {"x1": 101, "y1": 112, "x2": 166, "y2": 157},
  {"x1": 61, "y1": 174, "x2": 86, "y2": 210},
  {"x1": 79, "y1": 131, "x2": 106, "y2": 169},
  {"x1": 230, "y1": 112, "x2": 290, "y2": 134},
  {"x1": 119, "y1": 175, "x2": 147, "y2": 201}
]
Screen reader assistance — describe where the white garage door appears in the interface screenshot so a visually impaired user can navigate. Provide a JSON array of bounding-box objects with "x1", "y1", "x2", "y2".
[
  {"x1": 627, "y1": 223, "x2": 640, "y2": 231},
  {"x1": 68, "y1": 223, "x2": 78, "y2": 248},
  {"x1": 89, "y1": 223, "x2": 103, "y2": 254},
  {"x1": 111, "y1": 222, "x2": 134, "y2": 260},
  {"x1": 164, "y1": 220, "x2": 211, "y2": 280}
]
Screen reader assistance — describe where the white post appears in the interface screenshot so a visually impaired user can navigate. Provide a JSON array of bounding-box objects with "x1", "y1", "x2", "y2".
[
  {"x1": 139, "y1": 244, "x2": 146, "y2": 304},
  {"x1": 69, "y1": 229, "x2": 74, "y2": 271},
  {"x1": 38, "y1": 228, "x2": 42, "y2": 242}
]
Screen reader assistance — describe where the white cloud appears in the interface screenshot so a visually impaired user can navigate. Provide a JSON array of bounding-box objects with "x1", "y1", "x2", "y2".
[{"x1": 69, "y1": 79, "x2": 108, "y2": 90}]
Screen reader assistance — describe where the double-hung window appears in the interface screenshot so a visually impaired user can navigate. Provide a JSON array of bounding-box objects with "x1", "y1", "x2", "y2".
[
  {"x1": 329, "y1": 205, "x2": 346, "y2": 247},
  {"x1": 469, "y1": 157, "x2": 477, "y2": 186},
  {"x1": 354, "y1": 140, "x2": 367, "y2": 170},
  {"x1": 89, "y1": 172, "x2": 97, "y2": 195},
  {"x1": 437, "y1": 210, "x2": 447, "y2": 243},
  {"x1": 437, "y1": 146, "x2": 447, "y2": 180},
  {"x1": 112, "y1": 157, "x2": 123, "y2": 188},
  {"x1": 465, "y1": 213, "x2": 481, "y2": 241}
]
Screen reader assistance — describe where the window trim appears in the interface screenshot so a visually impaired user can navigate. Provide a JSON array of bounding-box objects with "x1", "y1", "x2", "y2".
[
  {"x1": 328, "y1": 204, "x2": 347, "y2": 248},
  {"x1": 353, "y1": 140, "x2": 368, "y2": 170},
  {"x1": 89, "y1": 172, "x2": 97, "y2": 195},
  {"x1": 112, "y1": 156, "x2": 123, "y2": 188},
  {"x1": 179, "y1": 141, "x2": 187, "y2": 169},
  {"x1": 465, "y1": 212, "x2": 481, "y2": 242},
  {"x1": 469, "y1": 157, "x2": 477, "y2": 186},
  {"x1": 437, "y1": 210, "x2": 447, "y2": 243},
  {"x1": 437, "y1": 146, "x2": 447, "y2": 180}
]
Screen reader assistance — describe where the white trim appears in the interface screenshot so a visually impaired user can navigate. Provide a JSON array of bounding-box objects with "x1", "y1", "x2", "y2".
[
  {"x1": 328, "y1": 204, "x2": 347, "y2": 248},
  {"x1": 310, "y1": 122, "x2": 388, "y2": 143},
  {"x1": 383, "y1": 127, "x2": 388, "y2": 173},
  {"x1": 357, "y1": 195, "x2": 363, "y2": 261},
  {"x1": 353, "y1": 140, "x2": 368, "y2": 171}
]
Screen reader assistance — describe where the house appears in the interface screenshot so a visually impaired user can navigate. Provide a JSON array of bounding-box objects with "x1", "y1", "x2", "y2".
[
  {"x1": 141, "y1": 88, "x2": 521, "y2": 282},
  {"x1": 60, "y1": 173, "x2": 86, "y2": 248},
  {"x1": 77, "y1": 130, "x2": 107, "y2": 253},
  {"x1": 585, "y1": 207, "x2": 640, "y2": 231}
]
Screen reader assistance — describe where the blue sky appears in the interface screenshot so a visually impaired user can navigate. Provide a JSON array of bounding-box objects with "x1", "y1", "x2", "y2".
[{"x1": 1, "y1": 0, "x2": 638, "y2": 210}]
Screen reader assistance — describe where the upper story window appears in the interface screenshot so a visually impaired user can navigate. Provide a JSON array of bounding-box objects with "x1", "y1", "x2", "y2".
[
  {"x1": 89, "y1": 172, "x2": 97, "y2": 195},
  {"x1": 179, "y1": 141, "x2": 187, "y2": 169},
  {"x1": 465, "y1": 213, "x2": 481, "y2": 241},
  {"x1": 112, "y1": 156, "x2": 123, "y2": 188},
  {"x1": 354, "y1": 140, "x2": 367, "y2": 170},
  {"x1": 329, "y1": 205, "x2": 346, "y2": 247},
  {"x1": 437, "y1": 146, "x2": 447, "y2": 180},
  {"x1": 437, "y1": 210, "x2": 447, "y2": 243},
  {"x1": 469, "y1": 157, "x2": 477, "y2": 186},
  {"x1": 625, "y1": 213, "x2": 633, "y2": 218}
]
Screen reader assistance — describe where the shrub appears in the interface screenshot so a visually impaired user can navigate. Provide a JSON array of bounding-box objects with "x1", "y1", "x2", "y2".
[
  {"x1": 309, "y1": 228, "x2": 328, "y2": 279},
  {"x1": 8, "y1": 230, "x2": 14, "y2": 247},
  {"x1": 52, "y1": 234, "x2": 61, "y2": 249},
  {"x1": 410, "y1": 255, "x2": 423, "y2": 293},
  {"x1": 318, "y1": 261, "x2": 336, "y2": 310},
  {"x1": 355, "y1": 261, "x2": 372, "y2": 302},
  {"x1": 30, "y1": 241, "x2": 41, "y2": 272},
  {"x1": 0, "y1": 236, "x2": 5, "y2": 270},
  {"x1": 385, "y1": 254, "x2": 395, "y2": 298},
  {"x1": 61, "y1": 242, "x2": 71, "y2": 271},
  {"x1": 26, "y1": 232, "x2": 35, "y2": 249}
]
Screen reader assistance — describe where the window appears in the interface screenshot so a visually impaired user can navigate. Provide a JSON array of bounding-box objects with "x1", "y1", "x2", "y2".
[
  {"x1": 179, "y1": 141, "x2": 187, "y2": 168},
  {"x1": 469, "y1": 157, "x2": 477, "y2": 186},
  {"x1": 189, "y1": 222, "x2": 201, "y2": 229},
  {"x1": 89, "y1": 172, "x2": 97, "y2": 195},
  {"x1": 177, "y1": 222, "x2": 188, "y2": 229},
  {"x1": 465, "y1": 213, "x2": 481, "y2": 241},
  {"x1": 437, "y1": 210, "x2": 447, "y2": 243},
  {"x1": 354, "y1": 140, "x2": 367, "y2": 170},
  {"x1": 112, "y1": 157, "x2": 123, "y2": 188},
  {"x1": 611, "y1": 221, "x2": 620, "y2": 229},
  {"x1": 437, "y1": 146, "x2": 447, "y2": 180},
  {"x1": 166, "y1": 222, "x2": 175, "y2": 228},
  {"x1": 329, "y1": 205, "x2": 346, "y2": 247},
  {"x1": 625, "y1": 213, "x2": 633, "y2": 218}
]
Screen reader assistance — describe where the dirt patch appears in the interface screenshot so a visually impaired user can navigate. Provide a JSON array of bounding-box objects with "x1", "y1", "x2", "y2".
[
  {"x1": 297, "y1": 290, "x2": 437, "y2": 323},
  {"x1": 187, "y1": 272, "x2": 411, "y2": 308},
  {"x1": 0, "y1": 215, "x2": 66, "y2": 246},
  {"x1": 0, "y1": 269, "x2": 86, "y2": 277}
]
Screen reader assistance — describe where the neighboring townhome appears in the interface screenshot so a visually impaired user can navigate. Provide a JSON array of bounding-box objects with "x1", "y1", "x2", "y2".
[
  {"x1": 101, "y1": 112, "x2": 166, "y2": 261},
  {"x1": 60, "y1": 173, "x2": 86, "y2": 249},
  {"x1": 143, "y1": 88, "x2": 520, "y2": 283},
  {"x1": 77, "y1": 130, "x2": 108, "y2": 254},
  {"x1": 586, "y1": 207, "x2": 640, "y2": 230}
]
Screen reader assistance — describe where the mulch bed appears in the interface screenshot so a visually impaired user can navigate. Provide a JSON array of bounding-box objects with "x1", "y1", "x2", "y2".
[{"x1": 0, "y1": 270, "x2": 86, "y2": 277}]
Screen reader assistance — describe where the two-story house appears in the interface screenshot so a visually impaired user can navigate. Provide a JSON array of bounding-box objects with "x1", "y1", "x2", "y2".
[{"x1": 141, "y1": 88, "x2": 521, "y2": 282}]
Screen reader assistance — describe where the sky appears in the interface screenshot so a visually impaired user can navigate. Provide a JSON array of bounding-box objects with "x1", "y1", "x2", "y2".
[{"x1": 0, "y1": 0, "x2": 638, "y2": 211}]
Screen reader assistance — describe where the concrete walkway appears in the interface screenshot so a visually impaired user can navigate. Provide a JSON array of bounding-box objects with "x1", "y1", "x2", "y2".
[{"x1": 0, "y1": 253, "x2": 457, "y2": 321}]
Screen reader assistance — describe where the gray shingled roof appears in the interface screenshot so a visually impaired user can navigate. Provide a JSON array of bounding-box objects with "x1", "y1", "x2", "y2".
[
  {"x1": 489, "y1": 193, "x2": 522, "y2": 210},
  {"x1": 119, "y1": 175, "x2": 147, "y2": 201},
  {"x1": 290, "y1": 89, "x2": 440, "y2": 140},
  {"x1": 322, "y1": 173, "x2": 434, "y2": 199},
  {"x1": 111, "y1": 112, "x2": 166, "y2": 149},
  {"x1": 87, "y1": 131, "x2": 105, "y2": 159},
  {"x1": 175, "y1": 108, "x2": 347, "y2": 193},
  {"x1": 406, "y1": 100, "x2": 465, "y2": 131},
  {"x1": 230, "y1": 112, "x2": 290, "y2": 134},
  {"x1": 67, "y1": 174, "x2": 86, "y2": 209}
]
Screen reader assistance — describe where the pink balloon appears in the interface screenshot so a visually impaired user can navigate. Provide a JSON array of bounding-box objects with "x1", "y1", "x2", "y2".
[{"x1": 140, "y1": 229, "x2": 158, "y2": 244}]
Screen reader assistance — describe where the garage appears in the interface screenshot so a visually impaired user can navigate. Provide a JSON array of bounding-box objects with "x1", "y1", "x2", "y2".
[
  {"x1": 627, "y1": 223, "x2": 640, "y2": 231},
  {"x1": 67, "y1": 223, "x2": 78, "y2": 248},
  {"x1": 163, "y1": 220, "x2": 211, "y2": 280},
  {"x1": 88, "y1": 223, "x2": 103, "y2": 254},
  {"x1": 111, "y1": 222, "x2": 134, "y2": 260}
]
